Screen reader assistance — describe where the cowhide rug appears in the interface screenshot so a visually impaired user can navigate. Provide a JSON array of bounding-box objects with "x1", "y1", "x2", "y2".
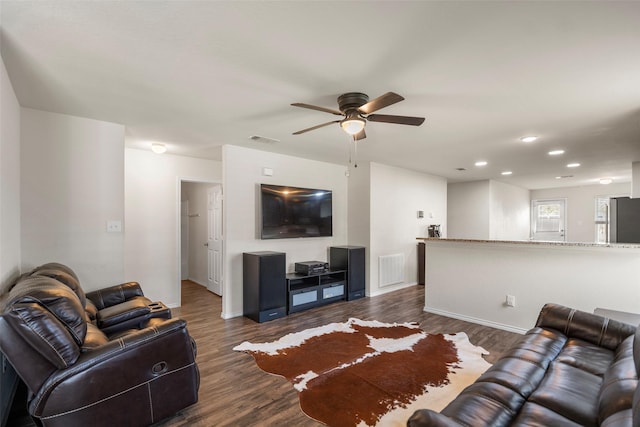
[{"x1": 233, "y1": 318, "x2": 491, "y2": 427}]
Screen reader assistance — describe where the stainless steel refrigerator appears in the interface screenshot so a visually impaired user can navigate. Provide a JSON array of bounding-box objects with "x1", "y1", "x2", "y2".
[{"x1": 610, "y1": 197, "x2": 640, "y2": 243}]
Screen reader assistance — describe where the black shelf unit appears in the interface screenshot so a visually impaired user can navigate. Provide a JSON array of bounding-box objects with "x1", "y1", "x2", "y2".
[{"x1": 286, "y1": 270, "x2": 346, "y2": 314}]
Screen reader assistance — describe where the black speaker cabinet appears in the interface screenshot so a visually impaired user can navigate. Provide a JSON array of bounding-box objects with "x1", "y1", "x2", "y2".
[
  {"x1": 243, "y1": 251, "x2": 286, "y2": 322},
  {"x1": 329, "y1": 246, "x2": 365, "y2": 300}
]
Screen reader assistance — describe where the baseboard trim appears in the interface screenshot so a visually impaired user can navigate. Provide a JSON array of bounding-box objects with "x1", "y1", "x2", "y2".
[
  {"x1": 369, "y1": 282, "x2": 417, "y2": 297},
  {"x1": 424, "y1": 307, "x2": 527, "y2": 335},
  {"x1": 187, "y1": 278, "x2": 207, "y2": 287},
  {"x1": 222, "y1": 310, "x2": 243, "y2": 320}
]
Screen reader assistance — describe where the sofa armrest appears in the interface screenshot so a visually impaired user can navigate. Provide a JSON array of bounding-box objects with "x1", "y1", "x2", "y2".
[
  {"x1": 594, "y1": 308, "x2": 640, "y2": 326},
  {"x1": 407, "y1": 409, "x2": 462, "y2": 427},
  {"x1": 85, "y1": 281, "x2": 145, "y2": 309},
  {"x1": 30, "y1": 318, "x2": 198, "y2": 418},
  {"x1": 95, "y1": 298, "x2": 151, "y2": 329},
  {"x1": 536, "y1": 303, "x2": 636, "y2": 351}
]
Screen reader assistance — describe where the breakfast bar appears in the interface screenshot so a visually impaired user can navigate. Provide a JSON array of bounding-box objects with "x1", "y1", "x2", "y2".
[{"x1": 416, "y1": 237, "x2": 640, "y2": 333}]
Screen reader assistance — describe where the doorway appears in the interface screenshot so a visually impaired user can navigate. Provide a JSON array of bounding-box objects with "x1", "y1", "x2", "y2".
[
  {"x1": 530, "y1": 198, "x2": 567, "y2": 241},
  {"x1": 180, "y1": 180, "x2": 223, "y2": 299}
]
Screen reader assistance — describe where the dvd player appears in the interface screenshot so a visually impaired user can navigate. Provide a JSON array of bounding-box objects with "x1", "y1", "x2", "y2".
[{"x1": 295, "y1": 261, "x2": 329, "y2": 275}]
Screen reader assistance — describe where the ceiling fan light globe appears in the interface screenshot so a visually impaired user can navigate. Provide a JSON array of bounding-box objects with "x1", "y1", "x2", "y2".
[
  {"x1": 151, "y1": 143, "x2": 167, "y2": 154},
  {"x1": 340, "y1": 118, "x2": 365, "y2": 135}
]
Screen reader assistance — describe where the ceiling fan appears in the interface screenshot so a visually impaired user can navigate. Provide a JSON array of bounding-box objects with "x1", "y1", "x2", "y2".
[{"x1": 291, "y1": 92, "x2": 425, "y2": 140}]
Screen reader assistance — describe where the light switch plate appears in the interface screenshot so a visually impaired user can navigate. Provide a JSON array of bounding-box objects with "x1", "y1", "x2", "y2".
[{"x1": 106, "y1": 220, "x2": 122, "y2": 233}]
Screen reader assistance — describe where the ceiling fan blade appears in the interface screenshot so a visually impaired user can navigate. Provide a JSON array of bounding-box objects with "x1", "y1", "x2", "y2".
[
  {"x1": 367, "y1": 114, "x2": 425, "y2": 126},
  {"x1": 354, "y1": 129, "x2": 367, "y2": 141},
  {"x1": 357, "y1": 92, "x2": 404, "y2": 114},
  {"x1": 292, "y1": 120, "x2": 340, "y2": 135},
  {"x1": 291, "y1": 103, "x2": 343, "y2": 116}
]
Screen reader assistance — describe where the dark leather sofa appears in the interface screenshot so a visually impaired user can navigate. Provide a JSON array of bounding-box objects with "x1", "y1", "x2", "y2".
[
  {"x1": 408, "y1": 303, "x2": 639, "y2": 426},
  {"x1": 0, "y1": 263, "x2": 199, "y2": 426}
]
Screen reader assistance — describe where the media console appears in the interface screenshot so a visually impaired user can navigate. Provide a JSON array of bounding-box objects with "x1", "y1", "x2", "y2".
[
  {"x1": 286, "y1": 270, "x2": 346, "y2": 314},
  {"x1": 242, "y1": 246, "x2": 366, "y2": 321}
]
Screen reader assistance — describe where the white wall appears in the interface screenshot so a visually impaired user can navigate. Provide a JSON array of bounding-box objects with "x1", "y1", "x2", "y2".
[
  {"x1": 424, "y1": 240, "x2": 640, "y2": 333},
  {"x1": 531, "y1": 182, "x2": 630, "y2": 242},
  {"x1": 20, "y1": 109, "x2": 125, "y2": 290},
  {"x1": 222, "y1": 145, "x2": 348, "y2": 319},
  {"x1": 632, "y1": 162, "x2": 639, "y2": 199},
  {"x1": 181, "y1": 181, "x2": 213, "y2": 287},
  {"x1": 0, "y1": 55, "x2": 21, "y2": 292},
  {"x1": 447, "y1": 181, "x2": 491, "y2": 239},
  {"x1": 489, "y1": 180, "x2": 530, "y2": 240},
  {"x1": 347, "y1": 162, "x2": 371, "y2": 293},
  {"x1": 448, "y1": 180, "x2": 530, "y2": 240},
  {"x1": 124, "y1": 148, "x2": 221, "y2": 307},
  {"x1": 369, "y1": 162, "x2": 447, "y2": 296},
  {"x1": 347, "y1": 162, "x2": 371, "y2": 249}
]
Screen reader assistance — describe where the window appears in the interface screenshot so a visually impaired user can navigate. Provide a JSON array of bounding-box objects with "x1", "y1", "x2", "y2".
[
  {"x1": 594, "y1": 196, "x2": 609, "y2": 243},
  {"x1": 531, "y1": 199, "x2": 566, "y2": 241}
]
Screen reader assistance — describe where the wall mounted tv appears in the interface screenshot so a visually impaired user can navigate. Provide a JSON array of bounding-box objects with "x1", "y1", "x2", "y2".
[{"x1": 261, "y1": 184, "x2": 332, "y2": 239}]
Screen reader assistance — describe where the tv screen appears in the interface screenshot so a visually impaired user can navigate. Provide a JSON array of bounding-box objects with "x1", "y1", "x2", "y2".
[{"x1": 261, "y1": 184, "x2": 332, "y2": 239}]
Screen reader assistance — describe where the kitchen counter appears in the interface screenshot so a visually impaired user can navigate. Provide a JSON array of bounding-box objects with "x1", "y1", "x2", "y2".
[
  {"x1": 416, "y1": 237, "x2": 640, "y2": 333},
  {"x1": 416, "y1": 237, "x2": 640, "y2": 249}
]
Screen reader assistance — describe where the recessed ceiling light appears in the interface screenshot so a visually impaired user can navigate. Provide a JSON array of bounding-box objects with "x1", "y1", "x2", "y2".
[
  {"x1": 555, "y1": 175, "x2": 574, "y2": 179},
  {"x1": 520, "y1": 136, "x2": 538, "y2": 143},
  {"x1": 475, "y1": 161, "x2": 488, "y2": 167},
  {"x1": 548, "y1": 150, "x2": 565, "y2": 156},
  {"x1": 501, "y1": 171, "x2": 513, "y2": 175},
  {"x1": 151, "y1": 143, "x2": 167, "y2": 154},
  {"x1": 567, "y1": 163, "x2": 580, "y2": 168},
  {"x1": 599, "y1": 178, "x2": 613, "y2": 185}
]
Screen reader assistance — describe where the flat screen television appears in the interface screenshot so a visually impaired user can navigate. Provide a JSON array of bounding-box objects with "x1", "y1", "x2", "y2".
[{"x1": 261, "y1": 184, "x2": 332, "y2": 239}]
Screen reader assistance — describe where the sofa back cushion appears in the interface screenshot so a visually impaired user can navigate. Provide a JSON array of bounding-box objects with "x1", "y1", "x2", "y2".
[
  {"x1": 4, "y1": 302, "x2": 81, "y2": 368},
  {"x1": 2, "y1": 277, "x2": 87, "y2": 367},
  {"x1": 86, "y1": 281, "x2": 144, "y2": 310},
  {"x1": 536, "y1": 303, "x2": 635, "y2": 351},
  {"x1": 30, "y1": 263, "x2": 87, "y2": 309}
]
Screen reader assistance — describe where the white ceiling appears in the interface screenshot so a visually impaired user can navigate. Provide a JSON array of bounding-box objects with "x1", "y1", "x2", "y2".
[{"x1": 2, "y1": 1, "x2": 639, "y2": 190}]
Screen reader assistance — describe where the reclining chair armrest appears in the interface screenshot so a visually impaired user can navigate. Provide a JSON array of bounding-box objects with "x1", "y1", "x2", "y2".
[
  {"x1": 407, "y1": 409, "x2": 462, "y2": 427},
  {"x1": 30, "y1": 318, "x2": 198, "y2": 418},
  {"x1": 536, "y1": 303, "x2": 636, "y2": 351},
  {"x1": 86, "y1": 281, "x2": 146, "y2": 310}
]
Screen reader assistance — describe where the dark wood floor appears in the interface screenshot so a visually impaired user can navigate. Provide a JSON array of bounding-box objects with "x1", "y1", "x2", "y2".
[
  {"x1": 7, "y1": 282, "x2": 522, "y2": 426},
  {"x1": 155, "y1": 281, "x2": 522, "y2": 427}
]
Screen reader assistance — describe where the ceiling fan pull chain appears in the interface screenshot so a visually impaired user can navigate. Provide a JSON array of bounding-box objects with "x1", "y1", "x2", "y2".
[{"x1": 353, "y1": 136, "x2": 358, "y2": 168}]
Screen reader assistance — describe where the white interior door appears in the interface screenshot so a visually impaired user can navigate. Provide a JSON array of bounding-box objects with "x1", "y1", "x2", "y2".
[
  {"x1": 180, "y1": 201, "x2": 189, "y2": 280},
  {"x1": 207, "y1": 185, "x2": 223, "y2": 295},
  {"x1": 531, "y1": 199, "x2": 567, "y2": 241}
]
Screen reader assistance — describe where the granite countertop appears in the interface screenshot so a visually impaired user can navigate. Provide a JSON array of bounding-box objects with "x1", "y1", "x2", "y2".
[{"x1": 416, "y1": 237, "x2": 640, "y2": 249}]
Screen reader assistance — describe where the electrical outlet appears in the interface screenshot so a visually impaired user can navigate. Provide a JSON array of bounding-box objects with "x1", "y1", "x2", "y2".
[{"x1": 506, "y1": 295, "x2": 516, "y2": 307}]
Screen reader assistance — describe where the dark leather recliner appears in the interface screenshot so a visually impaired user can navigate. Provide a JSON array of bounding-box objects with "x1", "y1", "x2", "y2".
[
  {"x1": 0, "y1": 270, "x2": 199, "y2": 426},
  {"x1": 28, "y1": 262, "x2": 170, "y2": 334}
]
